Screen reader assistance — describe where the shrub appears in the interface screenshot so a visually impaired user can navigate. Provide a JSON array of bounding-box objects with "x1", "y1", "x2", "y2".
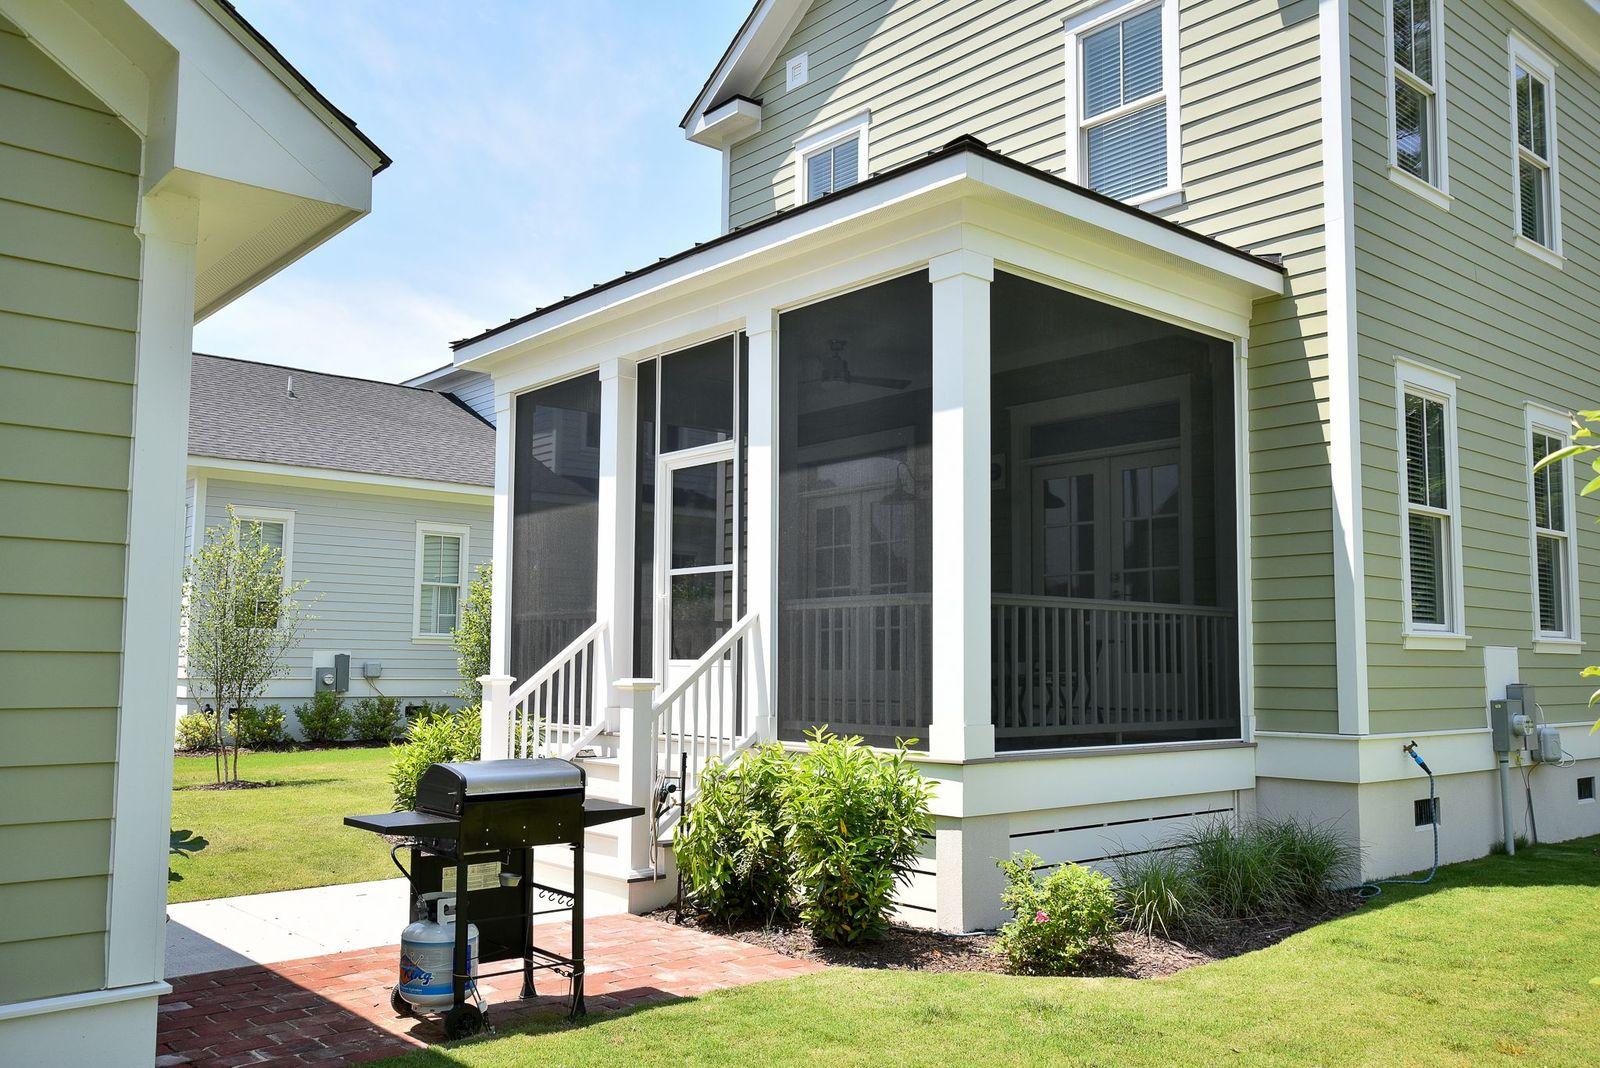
[
  {"x1": 781, "y1": 728, "x2": 932, "y2": 944},
  {"x1": 390, "y1": 705, "x2": 480, "y2": 811},
  {"x1": 350, "y1": 696, "x2": 402, "y2": 743},
  {"x1": 231, "y1": 705, "x2": 287, "y2": 749},
  {"x1": 677, "y1": 743, "x2": 795, "y2": 926},
  {"x1": 1114, "y1": 850, "x2": 1205, "y2": 939},
  {"x1": 295, "y1": 690, "x2": 351, "y2": 744},
  {"x1": 995, "y1": 852, "x2": 1118, "y2": 975},
  {"x1": 1257, "y1": 816, "x2": 1360, "y2": 905},
  {"x1": 176, "y1": 711, "x2": 218, "y2": 752}
]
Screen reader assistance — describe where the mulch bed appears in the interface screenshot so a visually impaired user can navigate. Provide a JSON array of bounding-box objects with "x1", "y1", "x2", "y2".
[
  {"x1": 652, "y1": 893, "x2": 1361, "y2": 979},
  {"x1": 177, "y1": 779, "x2": 276, "y2": 791}
]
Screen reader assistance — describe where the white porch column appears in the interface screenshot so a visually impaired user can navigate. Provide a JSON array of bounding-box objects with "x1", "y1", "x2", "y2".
[
  {"x1": 488, "y1": 391, "x2": 515, "y2": 681},
  {"x1": 742, "y1": 310, "x2": 779, "y2": 741},
  {"x1": 596, "y1": 359, "x2": 639, "y2": 726},
  {"x1": 928, "y1": 251, "x2": 995, "y2": 762}
]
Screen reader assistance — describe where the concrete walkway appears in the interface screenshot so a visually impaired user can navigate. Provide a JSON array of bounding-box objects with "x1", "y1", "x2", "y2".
[{"x1": 166, "y1": 879, "x2": 410, "y2": 979}]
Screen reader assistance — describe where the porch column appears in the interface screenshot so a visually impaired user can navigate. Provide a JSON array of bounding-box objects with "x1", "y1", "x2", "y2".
[
  {"x1": 742, "y1": 309, "x2": 779, "y2": 741},
  {"x1": 596, "y1": 358, "x2": 639, "y2": 724},
  {"x1": 482, "y1": 390, "x2": 516, "y2": 758},
  {"x1": 928, "y1": 251, "x2": 995, "y2": 762}
]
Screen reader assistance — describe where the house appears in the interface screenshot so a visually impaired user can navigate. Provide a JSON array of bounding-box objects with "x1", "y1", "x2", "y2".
[
  {"x1": 460, "y1": 0, "x2": 1600, "y2": 933},
  {"x1": 0, "y1": 0, "x2": 382, "y2": 1061},
  {"x1": 179, "y1": 355, "x2": 495, "y2": 732}
]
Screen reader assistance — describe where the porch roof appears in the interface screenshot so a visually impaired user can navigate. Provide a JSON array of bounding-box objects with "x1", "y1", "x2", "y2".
[{"x1": 451, "y1": 136, "x2": 1285, "y2": 362}]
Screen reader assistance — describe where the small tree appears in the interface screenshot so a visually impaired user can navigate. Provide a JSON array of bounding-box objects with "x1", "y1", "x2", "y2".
[
  {"x1": 182, "y1": 508, "x2": 312, "y2": 783},
  {"x1": 454, "y1": 562, "x2": 492, "y2": 702},
  {"x1": 1535, "y1": 411, "x2": 1600, "y2": 732}
]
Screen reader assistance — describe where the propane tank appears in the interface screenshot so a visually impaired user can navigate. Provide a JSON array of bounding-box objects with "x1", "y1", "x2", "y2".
[{"x1": 398, "y1": 893, "x2": 478, "y2": 1009}]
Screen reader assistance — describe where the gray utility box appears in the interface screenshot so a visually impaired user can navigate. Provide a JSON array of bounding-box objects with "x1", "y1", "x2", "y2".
[{"x1": 316, "y1": 653, "x2": 350, "y2": 693}]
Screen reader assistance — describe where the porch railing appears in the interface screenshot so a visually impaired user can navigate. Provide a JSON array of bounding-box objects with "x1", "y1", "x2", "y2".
[
  {"x1": 651, "y1": 613, "x2": 762, "y2": 832},
  {"x1": 991, "y1": 595, "x2": 1237, "y2": 747},
  {"x1": 778, "y1": 596, "x2": 931, "y2": 741},
  {"x1": 507, "y1": 620, "x2": 607, "y2": 759}
]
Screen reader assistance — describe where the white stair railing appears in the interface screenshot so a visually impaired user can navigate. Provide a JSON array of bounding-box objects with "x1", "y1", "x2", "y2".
[
  {"x1": 651, "y1": 613, "x2": 762, "y2": 835},
  {"x1": 506, "y1": 621, "x2": 607, "y2": 759}
]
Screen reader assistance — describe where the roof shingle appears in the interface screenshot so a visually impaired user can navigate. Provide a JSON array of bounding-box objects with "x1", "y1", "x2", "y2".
[{"x1": 188, "y1": 354, "x2": 493, "y2": 487}]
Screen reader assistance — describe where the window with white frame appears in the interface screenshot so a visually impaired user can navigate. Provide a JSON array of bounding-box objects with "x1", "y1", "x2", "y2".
[
  {"x1": 232, "y1": 509, "x2": 292, "y2": 628},
  {"x1": 1510, "y1": 40, "x2": 1559, "y2": 252},
  {"x1": 1389, "y1": 0, "x2": 1444, "y2": 187},
  {"x1": 1528, "y1": 412, "x2": 1577, "y2": 639},
  {"x1": 416, "y1": 525, "x2": 466, "y2": 638},
  {"x1": 1067, "y1": 0, "x2": 1178, "y2": 203},
  {"x1": 801, "y1": 130, "x2": 862, "y2": 202},
  {"x1": 1397, "y1": 363, "x2": 1462, "y2": 634}
]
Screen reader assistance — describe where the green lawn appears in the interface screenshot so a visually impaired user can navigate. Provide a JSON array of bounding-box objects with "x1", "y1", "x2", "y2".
[
  {"x1": 168, "y1": 746, "x2": 398, "y2": 903},
  {"x1": 387, "y1": 837, "x2": 1600, "y2": 1067}
]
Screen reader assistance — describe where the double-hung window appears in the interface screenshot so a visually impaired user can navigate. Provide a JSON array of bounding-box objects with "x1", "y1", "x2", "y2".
[
  {"x1": 416, "y1": 524, "x2": 468, "y2": 639},
  {"x1": 1389, "y1": 0, "x2": 1445, "y2": 191},
  {"x1": 233, "y1": 508, "x2": 292, "y2": 628},
  {"x1": 1510, "y1": 38, "x2": 1560, "y2": 257},
  {"x1": 1527, "y1": 409, "x2": 1578, "y2": 643},
  {"x1": 1067, "y1": 0, "x2": 1178, "y2": 203},
  {"x1": 1396, "y1": 361, "x2": 1463, "y2": 639}
]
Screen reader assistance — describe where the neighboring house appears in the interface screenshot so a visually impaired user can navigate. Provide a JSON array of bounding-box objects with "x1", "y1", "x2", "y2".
[
  {"x1": 452, "y1": 0, "x2": 1600, "y2": 931},
  {"x1": 0, "y1": 1, "x2": 382, "y2": 1062},
  {"x1": 180, "y1": 355, "x2": 494, "y2": 731}
]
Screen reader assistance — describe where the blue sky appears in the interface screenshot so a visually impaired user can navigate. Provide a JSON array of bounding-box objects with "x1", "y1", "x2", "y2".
[{"x1": 194, "y1": 1, "x2": 750, "y2": 381}]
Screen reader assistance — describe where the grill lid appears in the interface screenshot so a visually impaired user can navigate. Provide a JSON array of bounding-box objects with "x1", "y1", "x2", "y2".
[{"x1": 418, "y1": 757, "x2": 585, "y2": 813}]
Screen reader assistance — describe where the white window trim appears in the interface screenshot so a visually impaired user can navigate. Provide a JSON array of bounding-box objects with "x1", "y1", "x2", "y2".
[
  {"x1": 794, "y1": 111, "x2": 871, "y2": 206},
  {"x1": 1384, "y1": 0, "x2": 1451, "y2": 204},
  {"x1": 414, "y1": 521, "x2": 470, "y2": 641},
  {"x1": 1524, "y1": 403, "x2": 1580, "y2": 646},
  {"x1": 1394, "y1": 358, "x2": 1466, "y2": 644},
  {"x1": 1507, "y1": 35, "x2": 1564, "y2": 265},
  {"x1": 232, "y1": 506, "x2": 294, "y2": 583},
  {"x1": 1063, "y1": 0, "x2": 1183, "y2": 208}
]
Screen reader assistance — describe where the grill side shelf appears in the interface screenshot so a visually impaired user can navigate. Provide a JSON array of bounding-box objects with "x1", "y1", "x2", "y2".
[{"x1": 344, "y1": 810, "x2": 461, "y2": 838}]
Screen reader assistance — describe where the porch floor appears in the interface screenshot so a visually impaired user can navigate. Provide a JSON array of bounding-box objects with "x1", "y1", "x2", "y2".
[{"x1": 155, "y1": 914, "x2": 822, "y2": 1066}]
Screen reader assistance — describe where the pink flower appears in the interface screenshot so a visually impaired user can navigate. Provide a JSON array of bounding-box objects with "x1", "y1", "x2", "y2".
[{"x1": 1034, "y1": 910, "x2": 1050, "y2": 924}]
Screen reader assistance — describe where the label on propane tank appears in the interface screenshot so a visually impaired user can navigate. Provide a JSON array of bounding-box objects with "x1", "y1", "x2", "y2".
[{"x1": 399, "y1": 938, "x2": 476, "y2": 999}]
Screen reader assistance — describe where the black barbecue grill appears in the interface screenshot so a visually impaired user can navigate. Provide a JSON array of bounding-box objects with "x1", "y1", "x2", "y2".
[{"x1": 345, "y1": 757, "x2": 643, "y2": 1039}]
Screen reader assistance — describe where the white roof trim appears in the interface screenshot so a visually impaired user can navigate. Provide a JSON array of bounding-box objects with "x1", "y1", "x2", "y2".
[
  {"x1": 189, "y1": 456, "x2": 492, "y2": 499},
  {"x1": 454, "y1": 146, "x2": 1282, "y2": 366},
  {"x1": 681, "y1": 0, "x2": 809, "y2": 135}
]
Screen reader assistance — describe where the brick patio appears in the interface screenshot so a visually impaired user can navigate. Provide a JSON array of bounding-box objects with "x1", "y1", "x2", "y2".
[{"x1": 156, "y1": 913, "x2": 822, "y2": 1067}]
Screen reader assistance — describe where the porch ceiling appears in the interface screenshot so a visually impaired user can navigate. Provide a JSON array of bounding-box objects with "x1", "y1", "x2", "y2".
[{"x1": 452, "y1": 135, "x2": 1285, "y2": 368}]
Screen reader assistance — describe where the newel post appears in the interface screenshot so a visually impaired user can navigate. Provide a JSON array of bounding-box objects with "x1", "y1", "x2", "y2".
[
  {"x1": 479, "y1": 674, "x2": 514, "y2": 759},
  {"x1": 614, "y1": 678, "x2": 658, "y2": 875},
  {"x1": 928, "y1": 250, "x2": 995, "y2": 762}
]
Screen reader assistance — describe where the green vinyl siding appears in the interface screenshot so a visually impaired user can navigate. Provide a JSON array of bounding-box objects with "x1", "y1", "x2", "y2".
[
  {"x1": 730, "y1": 0, "x2": 1338, "y2": 731},
  {"x1": 1352, "y1": 0, "x2": 1600, "y2": 734},
  {"x1": 0, "y1": 13, "x2": 140, "y2": 1005}
]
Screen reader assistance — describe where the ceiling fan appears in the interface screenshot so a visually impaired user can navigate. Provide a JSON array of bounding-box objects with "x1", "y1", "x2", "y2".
[{"x1": 802, "y1": 339, "x2": 911, "y2": 391}]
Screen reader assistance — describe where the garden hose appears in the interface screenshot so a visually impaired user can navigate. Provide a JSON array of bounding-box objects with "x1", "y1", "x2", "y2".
[{"x1": 1351, "y1": 742, "x2": 1439, "y2": 900}]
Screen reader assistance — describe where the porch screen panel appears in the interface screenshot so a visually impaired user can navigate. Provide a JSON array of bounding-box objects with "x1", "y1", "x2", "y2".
[
  {"x1": 511, "y1": 373, "x2": 600, "y2": 681},
  {"x1": 778, "y1": 271, "x2": 933, "y2": 749},
  {"x1": 632, "y1": 360, "x2": 657, "y2": 676},
  {"x1": 989, "y1": 272, "x2": 1239, "y2": 750}
]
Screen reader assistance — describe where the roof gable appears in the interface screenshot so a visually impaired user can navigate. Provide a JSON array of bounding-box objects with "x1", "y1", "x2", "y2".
[{"x1": 681, "y1": 0, "x2": 810, "y2": 132}]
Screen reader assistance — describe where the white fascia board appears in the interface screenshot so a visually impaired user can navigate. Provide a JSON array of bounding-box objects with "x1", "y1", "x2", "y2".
[
  {"x1": 1512, "y1": 0, "x2": 1600, "y2": 73},
  {"x1": 189, "y1": 457, "x2": 493, "y2": 502},
  {"x1": 456, "y1": 152, "x2": 1281, "y2": 372},
  {"x1": 682, "y1": 0, "x2": 809, "y2": 136}
]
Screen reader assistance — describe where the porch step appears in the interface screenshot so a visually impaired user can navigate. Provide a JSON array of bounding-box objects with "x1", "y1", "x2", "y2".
[{"x1": 529, "y1": 836, "x2": 678, "y2": 917}]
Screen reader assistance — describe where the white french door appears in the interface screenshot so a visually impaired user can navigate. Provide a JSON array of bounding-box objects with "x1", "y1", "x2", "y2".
[{"x1": 654, "y1": 440, "x2": 739, "y2": 691}]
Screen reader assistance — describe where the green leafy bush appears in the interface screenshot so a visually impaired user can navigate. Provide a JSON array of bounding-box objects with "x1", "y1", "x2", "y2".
[
  {"x1": 677, "y1": 743, "x2": 795, "y2": 926},
  {"x1": 782, "y1": 728, "x2": 932, "y2": 944},
  {"x1": 231, "y1": 705, "x2": 287, "y2": 749},
  {"x1": 995, "y1": 852, "x2": 1118, "y2": 975},
  {"x1": 295, "y1": 690, "x2": 351, "y2": 744},
  {"x1": 350, "y1": 696, "x2": 402, "y2": 743},
  {"x1": 1113, "y1": 850, "x2": 1204, "y2": 938},
  {"x1": 175, "y1": 711, "x2": 218, "y2": 752},
  {"x1": 390, "y1": 705, "x2": 481, "y2": 811}
]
